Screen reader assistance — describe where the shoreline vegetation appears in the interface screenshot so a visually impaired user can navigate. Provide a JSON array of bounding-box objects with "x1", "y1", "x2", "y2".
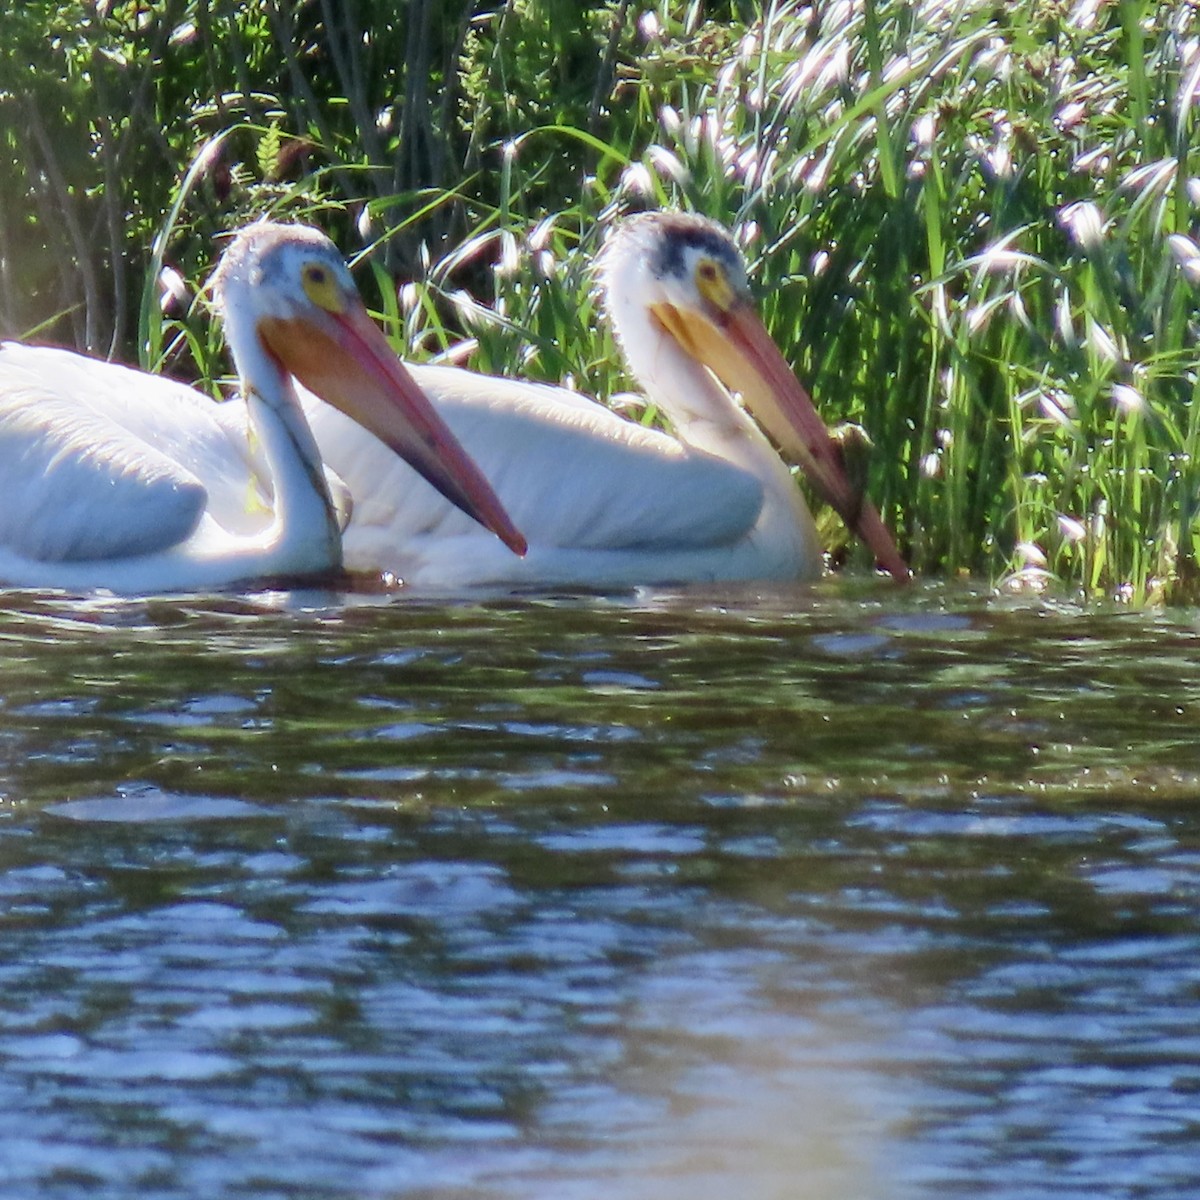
[{"x1": 2, "y1": 1, "x2": 1198, "y2": 602}]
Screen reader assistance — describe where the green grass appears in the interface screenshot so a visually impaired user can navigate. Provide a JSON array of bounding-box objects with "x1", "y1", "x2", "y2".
[
  {"x1": 377, "y1": 0, "x2": 1200, "y2": 602},
  {"x1": 6, "y1": 0, "x2": 1200, "y2": 601}
]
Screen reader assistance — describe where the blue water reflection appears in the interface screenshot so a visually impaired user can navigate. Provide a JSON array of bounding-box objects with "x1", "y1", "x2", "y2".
[{"x1": 0, "y1": 583, "x2": 1196, "y2": 1198}]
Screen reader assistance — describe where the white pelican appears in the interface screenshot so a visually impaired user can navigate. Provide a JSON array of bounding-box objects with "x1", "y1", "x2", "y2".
[
  {"x1": 302, "y1": 211, "x2": 908, "y2": 588},
  {"x1": 0, "y1": 223, "x2": 524, "y2": 593}
]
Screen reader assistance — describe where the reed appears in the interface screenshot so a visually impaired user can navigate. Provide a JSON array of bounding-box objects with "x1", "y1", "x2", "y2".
[
  {"x1": 374, "y1": 1, "x2": 1200, "y2": 600},
  {"x1": 6, "y1": 0, "x2": 1200, "y2": 600}
]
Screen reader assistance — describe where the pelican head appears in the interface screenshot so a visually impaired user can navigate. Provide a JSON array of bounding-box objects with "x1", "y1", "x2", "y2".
[
  {"x1": 599, "y1": 212, "x2": 907, "y2": 581},
  {"x1": 212, "y1": 222, "x2": 526, "y2": 556}
]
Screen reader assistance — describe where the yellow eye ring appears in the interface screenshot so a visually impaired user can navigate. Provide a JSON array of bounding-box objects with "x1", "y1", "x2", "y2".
[
  {"x1": 301, "y1": 261, "x2": 346, "y2": 314},
  {"x1": 694, "y1": 257, "x2": 736, "y2": 312}
]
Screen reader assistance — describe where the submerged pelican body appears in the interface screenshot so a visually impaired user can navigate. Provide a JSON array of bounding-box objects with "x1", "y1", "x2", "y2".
[
  {"x1": 302, "y1": 212, "x2": 908, "y2": 589},
  {"x1": 0, "y1": 223, "x2": 523, "y2": 593}
]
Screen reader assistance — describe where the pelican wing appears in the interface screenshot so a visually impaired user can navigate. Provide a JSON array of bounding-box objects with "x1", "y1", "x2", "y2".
[
  {"x1": 305, "y1": 363, "x2": 765, "y2": 557},
  {"x1": 0, "y1": 344, "x2": 269, "y2": 563}
]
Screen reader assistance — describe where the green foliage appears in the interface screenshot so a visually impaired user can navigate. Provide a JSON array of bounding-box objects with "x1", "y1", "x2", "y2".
[{"x1": 3, "y1": 1, "x2": 1200, "y2": 600}]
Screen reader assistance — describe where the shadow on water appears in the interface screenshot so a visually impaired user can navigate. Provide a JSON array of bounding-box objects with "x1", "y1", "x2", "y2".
[{"x1": 0, "y1": 579, "x2": 1197, "y2": 1198}]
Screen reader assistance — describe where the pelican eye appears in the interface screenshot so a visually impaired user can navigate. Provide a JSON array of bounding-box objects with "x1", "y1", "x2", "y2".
[
  {"x1": 694, "y1": 257, "x2": 736, "y2": 311},
  {"x1": 301, "y1": 260, "x2": 346, "y2": 314}
]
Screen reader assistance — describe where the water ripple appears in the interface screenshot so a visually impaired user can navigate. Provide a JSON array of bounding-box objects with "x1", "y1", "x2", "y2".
[{"x1": 0, "y1": 585, "x2": 1195, "y2": 1198}]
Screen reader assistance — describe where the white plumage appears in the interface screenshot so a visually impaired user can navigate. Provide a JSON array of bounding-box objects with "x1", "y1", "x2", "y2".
[
  {"x1": 0, "y1": 223, "x2": 522, "y2": 593},
  {"x1": 302, "y1": 211, "x2": 907, "y2": 588},
  {"x1": 304, "y1": 359, "x2": 817, "y2": 588}
]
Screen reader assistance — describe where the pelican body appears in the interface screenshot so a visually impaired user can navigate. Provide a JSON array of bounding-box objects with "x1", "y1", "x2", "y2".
[
  {"x1": 0, "y1": 223, "x2": 523, "y2": 593},
  {"x1": 303, "y1": 212, "x2": 908, "y2": 589}
]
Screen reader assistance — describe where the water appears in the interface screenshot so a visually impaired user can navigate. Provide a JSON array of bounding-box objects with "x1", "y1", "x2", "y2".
[{"x1": 0, "y1": 581, "x2": 1198, "y2": 1199}]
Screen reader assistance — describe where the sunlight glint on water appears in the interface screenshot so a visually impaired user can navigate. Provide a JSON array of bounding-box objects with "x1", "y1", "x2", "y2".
[{"x1": 0, "y1": 582, "x2": 1197, "y2": 1199}]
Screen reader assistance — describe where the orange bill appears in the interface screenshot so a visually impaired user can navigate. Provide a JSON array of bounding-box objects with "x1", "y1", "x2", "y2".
[
  {"x1": 259, "y1": 303, "x2": 527, "y2": 557},
  {"x1": 651, "y1": 298, "x2": 909, "y2": 582}
]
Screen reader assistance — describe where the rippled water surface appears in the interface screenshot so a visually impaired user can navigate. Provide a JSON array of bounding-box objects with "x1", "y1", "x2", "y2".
[{"x1": 1, "y1": 580, "x2": 1198, "y2": 1199}]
